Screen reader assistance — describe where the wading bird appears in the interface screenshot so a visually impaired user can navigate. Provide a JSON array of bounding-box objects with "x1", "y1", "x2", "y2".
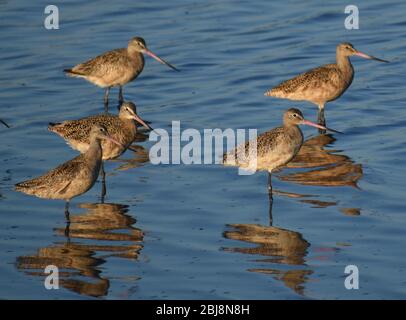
[
  {"x1": 48, "y1": 102, "x2": 151, "y2": 201},
  {"x1": 265, "y1": 43, "x2": 389, "y2": 130},
  {"x1": 15, "y1": 125, "x2": 123, "y2": 220},
  {"x1": 223, "y1": 108, "x2": 340, "y2": 222},
  {"x1": 64, "y1": 37, "x2": 179, "y2": 111}
]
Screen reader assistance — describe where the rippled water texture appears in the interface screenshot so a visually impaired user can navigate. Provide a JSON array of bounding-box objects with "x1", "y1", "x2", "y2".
[{"x1": 0, "y1": 0, "x2": 405, "y2": 299}]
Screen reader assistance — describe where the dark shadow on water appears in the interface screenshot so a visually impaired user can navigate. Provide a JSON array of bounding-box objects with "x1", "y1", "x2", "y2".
[{"x1": 16, "y1": 202, "x2": 143, "y2": 298}]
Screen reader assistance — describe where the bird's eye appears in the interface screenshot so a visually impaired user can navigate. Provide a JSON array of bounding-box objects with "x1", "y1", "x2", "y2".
[{"x1": 293, "y1": 114, "x2": 297, "y2": 117}]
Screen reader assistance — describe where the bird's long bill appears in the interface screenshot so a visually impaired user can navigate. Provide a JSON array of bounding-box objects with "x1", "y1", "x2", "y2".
[
  {"x1": 0, "y1": 119, "x2": 10, "y2": 128},
  {"x1": 355, "y1": 50, "x2": 389, "y2": 63},
  {"x1": 144, "y1": 48, "x2": 180, "y2": 71},
  {"x1": 132, "y1": 113, "x2": 153, "y2": 130},
  {"x1": 104, "y1": 136, "x2": 125, "y2": 148},
  {"x1": 302, "y1": 119, "x2": 343, "y2": 134}
]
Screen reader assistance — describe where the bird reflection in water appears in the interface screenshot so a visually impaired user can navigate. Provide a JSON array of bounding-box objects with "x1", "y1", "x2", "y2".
[
  {"x1": 282, "y1": 134, "x2": 362, "y2": 187},
  {"x1": 223, "y1": 171, "x2": 314, "y2": 295},
  {"x1": 222, "y1": 135, "x2": 363, "y2": 295},
  {"x1": 114, "y1": 132, "x2": 150, "y2": 172},
  {"x1": 277, "y1": 134, "x2": 363, "y2": 213},
  {"x1": 223, "y1": 220, "x2": 312, "y2": 295},
  {"x1": 16, "y1": 202, "x2": 143, "y2": 297},
  {"x1": 100, "y1": 132, "x2": 149, "y2": 202}
]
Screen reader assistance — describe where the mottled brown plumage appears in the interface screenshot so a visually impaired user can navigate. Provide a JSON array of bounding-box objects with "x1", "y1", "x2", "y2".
[
  {"x1": 265, "y1": 43, "x2": 389, "y2": 126},
  {"x1": 66, "y1": 47, "x2": 144, "y2": 88},
  {"x1": 223, "y1": 108, "x2": 326, "y2": 173},
  {"x1": 223, "y1": 108, "x2": 330, "y2": 222},
  {"x1": 15, "y1": 125, "x2": 122, "y2": 216},
  {"x1": 267, "y1": 63, "x2": 350, "y2": 105},
  {"x1": 64, "y1": 37, "x2": 179, "y2": 109},
  {"x1": 48, "y1": 102, "x2": 150, "y2": 160},
  {"x1": 224, "y1": 112, "x2": 347, "y2": 224}
]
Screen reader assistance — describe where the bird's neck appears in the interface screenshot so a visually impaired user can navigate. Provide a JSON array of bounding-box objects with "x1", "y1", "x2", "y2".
[
  {"x1": 85, "y1": 138, "x2": 103, "y2": 162},
  {"x1": 127, "y1": 47, "x2": 143, "y2": 60},
  {"x1": 336, "y1": 52, "x2": 353, "y2": 75},
  {"x1": 122, "y1": 118, "x2": 137, "y2": 136},
  {"x1": 285, "y1": 124, "x2": 303, "y2": 147}
]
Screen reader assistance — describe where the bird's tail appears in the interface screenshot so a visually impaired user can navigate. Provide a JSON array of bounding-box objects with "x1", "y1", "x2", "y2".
[
  {"x1": 264, "y1": 88, "x2": 283, "y2": 98},
  {"x1": 63, "y1": 68, "x2": 85, "y2": 77},
  {"x1": 48, "y1": 122, "x2": 61, "y2": 132},
  {"x1": 15, "y1": 181, "x2": 33, "y2": 192}
]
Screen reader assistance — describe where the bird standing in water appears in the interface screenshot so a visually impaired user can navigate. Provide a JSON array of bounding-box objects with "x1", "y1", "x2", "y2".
[
  {"x1": 64, "y1": 37, "x2": 179, "y2": 111},
  {"x1": 265, "y1": 43, "x2": 389, "y2": 130},
  {"x1": 223, "y1": 108, "x2": 340, "y2": 223},
  {"x1": 48, "y1": 102, "x2": 151, "y2": 201},
  {"x1": 15, "y1": 125, "x2": 123, "y2": 221}
]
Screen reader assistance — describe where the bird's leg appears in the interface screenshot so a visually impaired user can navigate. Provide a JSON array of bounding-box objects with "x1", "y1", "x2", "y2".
[
  {"x1": 317, "y1": 104, "x2": 326, "y2": 134},
  {"x1": 100, "y1": 162, "x2": 106, "y2": 203},
  {"x1": 268, "y1": 172, "x2": 273, "y2": 226},
  {"x1": 118, "y1": 86, "x2": 124, "y2": 106},
  {"x1": 104, "y1": 87, "x2": 110, "y2": 112},
  {"x1": 64, "y1": 201, "x2": 70, "y2": 223}
]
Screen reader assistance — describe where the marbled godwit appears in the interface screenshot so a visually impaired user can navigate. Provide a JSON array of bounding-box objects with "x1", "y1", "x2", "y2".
[
  {"x1": 223, "y1": 108, "x2": 339, "y2": 222},
  {"x1": 64, "y1": 37, "x2": 179, "y2": 111},
  {"x1": 265, "y1": 43, "x2": 389, "y2": 129},
  {"x1": 48, "y1": 102, "x2": 150, "y2": 160},
  {"x1": 1, "y1": 118, "x2": 9, "y2": 128},
  {"x1": 15, "y1": 125, "x2": 123, "y2": 220},
  {"x1": 48, "y1": 102, "x2": 150, "y2": 201}
]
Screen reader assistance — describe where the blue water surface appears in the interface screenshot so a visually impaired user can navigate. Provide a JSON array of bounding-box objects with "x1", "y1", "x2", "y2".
[{"x1": 0, "y1": 0, "x2": 405, "y2": 299}]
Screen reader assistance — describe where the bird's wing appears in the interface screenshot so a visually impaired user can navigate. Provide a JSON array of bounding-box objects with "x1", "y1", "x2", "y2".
[
  {"x1": 70, "y1": 49, "x2": 129, "y2": 77},
  {"x1": 16, "y1": 155, "x2": 85, "y2": 192},
  {"x1": 52, "y1": 115, "x2": 116, "y2": 141},
  {"x1": 253, "y1": 127, "x2": 286, "y2": 156},
  {"x1": 56, "y1": 181, "x2": 72, "y2": 195},
  {"x1": 224, "y1": 127, "x2": 285, "y2": 165},
  {"x1": 267, "y1": 64, "x2": 338, "y2": 96}
]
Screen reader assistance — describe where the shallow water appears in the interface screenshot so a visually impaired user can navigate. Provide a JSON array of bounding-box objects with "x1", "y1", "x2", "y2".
[{"x1": 1, "y1": 0, "x2": 405, "y2": 299}]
